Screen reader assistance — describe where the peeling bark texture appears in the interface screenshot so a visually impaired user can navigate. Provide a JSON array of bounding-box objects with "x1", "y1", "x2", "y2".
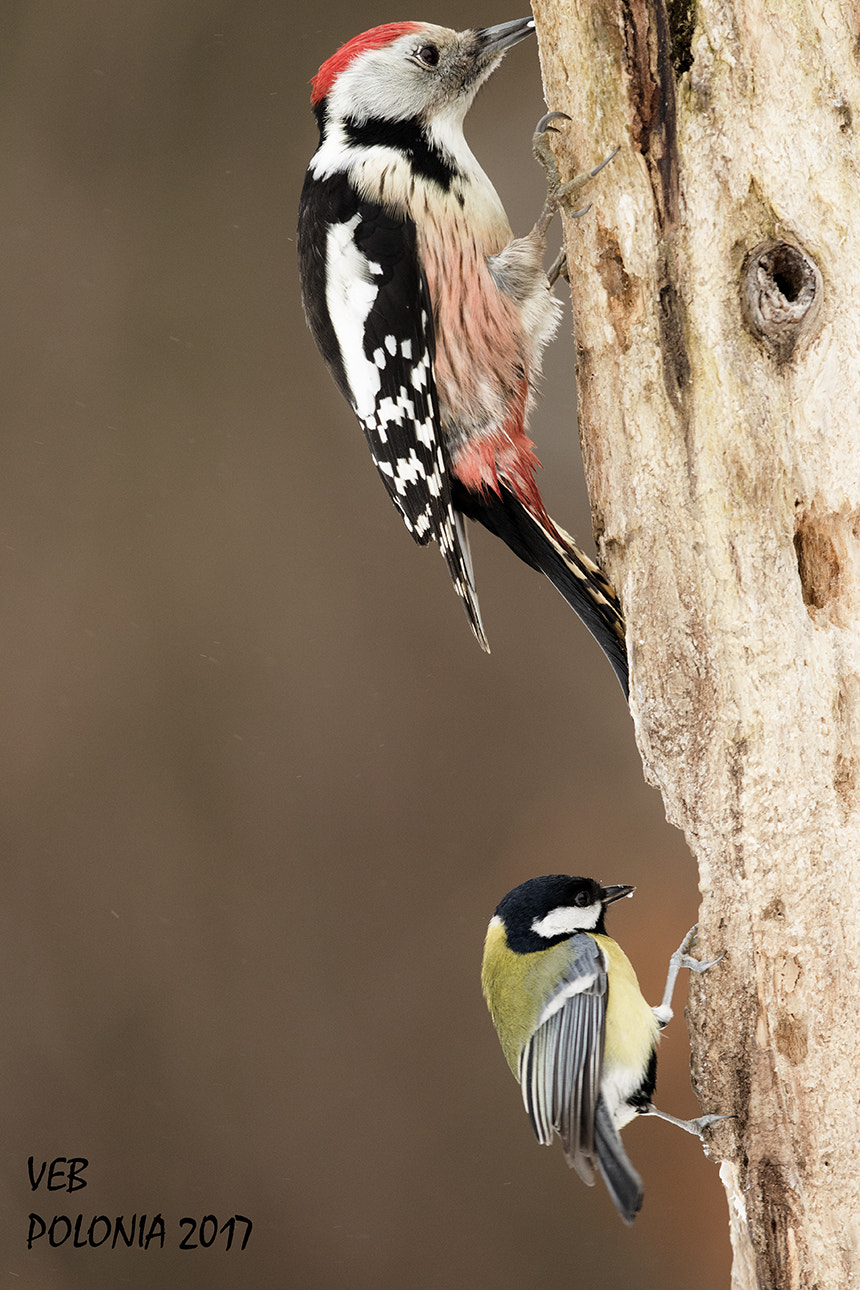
[{"x1": 532, "y1": 0, "x2": 860, "y2": 1285}]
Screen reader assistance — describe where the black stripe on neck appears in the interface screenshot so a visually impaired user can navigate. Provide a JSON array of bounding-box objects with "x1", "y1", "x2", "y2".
[{"x1": 343, "y1": 115, "x2": 456, "y2": 191}]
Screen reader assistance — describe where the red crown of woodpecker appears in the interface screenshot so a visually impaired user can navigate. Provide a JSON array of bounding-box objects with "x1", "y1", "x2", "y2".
[{"x1": 310, "y1": 23, "x2": 422, "y2": 105}]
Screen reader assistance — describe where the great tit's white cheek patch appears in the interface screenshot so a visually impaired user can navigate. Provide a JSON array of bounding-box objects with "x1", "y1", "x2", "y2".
[{"x1": 531, "y1": 903, "x2": 601, "y2": 938}]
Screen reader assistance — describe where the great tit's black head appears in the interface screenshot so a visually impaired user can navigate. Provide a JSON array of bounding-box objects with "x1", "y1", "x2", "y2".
[{"x1": 493, "y1": 874, "x2": 635, "y2": 953}]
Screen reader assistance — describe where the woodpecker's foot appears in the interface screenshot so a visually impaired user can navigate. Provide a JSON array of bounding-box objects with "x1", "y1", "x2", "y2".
[
  {"x1": 532, "y1": 111, "x2": 570, "y2": 195},
  {"x1": 531, "y1": 112, "x2": 619, "y2": 240},
  {"x1": 644, "y1": 1106, "x2": 732, "y2": 1139},
  {"x1": 546, "y1": 249, "x2": 568, "y2": 287}
]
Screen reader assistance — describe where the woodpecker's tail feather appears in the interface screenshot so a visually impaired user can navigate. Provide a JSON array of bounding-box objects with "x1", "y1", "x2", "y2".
[
  {"x1": 452, "y1": 483, "x2": 629, "y2": 696},
  {"x1": 594, "y1": 1101, "x2": 643, "y2": 1225},
  {"x1": 443, "y1": 511, "x2": 490, "y2": 652}
]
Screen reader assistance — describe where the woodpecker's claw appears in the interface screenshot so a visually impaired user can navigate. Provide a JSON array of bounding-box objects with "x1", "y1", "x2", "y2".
[
  {"x1": 590, "y1": 146, "x2": 621, "y2": 179},
  {"x1": 531, "y1": 111, "x2": 619, "y2": 242},
  {"x1": 532, "y1": 112, "x2": 570, "y2": 195},
  {"x1": 546, "y1": 249, "x2": 570, "y2": 287},
  {"x1": 534, "y1": 110, "x2": 572, "y2": 135}
]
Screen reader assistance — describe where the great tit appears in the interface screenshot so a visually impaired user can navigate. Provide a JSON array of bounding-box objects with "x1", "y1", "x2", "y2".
[{"x1": 481, "y1": 874, "x2": 723, "y2": 1223}]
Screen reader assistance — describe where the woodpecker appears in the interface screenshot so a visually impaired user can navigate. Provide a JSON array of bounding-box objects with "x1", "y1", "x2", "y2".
[{"x1": 297, "y1": 18, "x2": 628, "y2": 694}]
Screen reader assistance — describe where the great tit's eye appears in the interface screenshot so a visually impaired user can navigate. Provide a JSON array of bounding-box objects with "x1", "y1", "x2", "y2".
[
  {"x1": 414, "y1": 43, "x2": 440, "y2": 68},
  {"x1": 573, "y1": 891, "x2": 591, "y2": 908}
]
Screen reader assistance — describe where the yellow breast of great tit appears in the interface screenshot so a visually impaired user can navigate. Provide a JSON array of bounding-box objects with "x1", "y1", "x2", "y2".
[{"x1": 592, "y1": 933, "x2": 660, "y2": 1075}]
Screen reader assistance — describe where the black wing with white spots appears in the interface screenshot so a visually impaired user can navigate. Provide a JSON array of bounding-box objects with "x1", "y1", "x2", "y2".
[{"x1": 297, "y1": 168, "x2": 487, "y2": 649}]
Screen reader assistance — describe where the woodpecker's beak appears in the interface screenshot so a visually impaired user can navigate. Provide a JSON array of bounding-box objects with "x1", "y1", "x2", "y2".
[
  {"x1": 475, "y1": 17, "x2": 535, "y2": 55},
  {"x1": 601, "y1": 884, "x2": 635, "y2": 904}
]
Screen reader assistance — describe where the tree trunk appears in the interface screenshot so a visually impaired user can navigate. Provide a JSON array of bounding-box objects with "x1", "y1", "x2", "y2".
[{"x1": 531, "y1": 0, "x2": 860, "y2": 1284}]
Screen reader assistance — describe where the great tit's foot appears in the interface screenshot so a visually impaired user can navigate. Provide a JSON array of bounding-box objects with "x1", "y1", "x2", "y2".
[
  {"x1": 644, "y1": 1107, "x2": 733, "y2": 1138},
  {"x1": 675, "y1": 924, "x2": 727, "y2": 975},
  {"x1": 652, "y1": 925, "x2": 725, "y2": 1029}
]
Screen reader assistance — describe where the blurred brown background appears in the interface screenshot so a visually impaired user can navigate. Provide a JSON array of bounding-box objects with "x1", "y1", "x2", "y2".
[{"x1": 1, "y1": 2, "x2": 730, "y2": 1286}]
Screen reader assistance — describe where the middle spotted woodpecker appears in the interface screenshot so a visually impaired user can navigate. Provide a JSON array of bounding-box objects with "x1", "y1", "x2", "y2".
[{"x1": 297, "y1": 18, "x2": 628, "y2": 695}]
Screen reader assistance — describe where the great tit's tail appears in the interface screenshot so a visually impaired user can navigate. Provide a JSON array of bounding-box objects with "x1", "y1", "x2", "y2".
[{"x1": 594, "y1": 1101, "x2": 643, "y2": 1224}]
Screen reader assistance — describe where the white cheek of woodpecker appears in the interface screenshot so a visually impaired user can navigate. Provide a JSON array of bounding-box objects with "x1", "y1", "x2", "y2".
[{"x1": 297, "y1": 18, "x2": 630, "y2": 697}]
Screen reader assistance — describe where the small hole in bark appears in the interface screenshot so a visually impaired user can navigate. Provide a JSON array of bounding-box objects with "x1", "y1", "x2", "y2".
[
  {"x1": 741, "y1": 240, "x2": 822, "y2": 361},
  {"x1": 770, "y1": 246, "x2": 805, "y2": 300}
]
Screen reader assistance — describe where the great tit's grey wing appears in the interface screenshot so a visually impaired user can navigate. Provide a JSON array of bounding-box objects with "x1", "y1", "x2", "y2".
[
  {"x1": 517, "y1": 934, "x2": 606, "y2": 1185},
  {"x1": 594, "y1": 1100, "x2": 643, "y2": 1225}
]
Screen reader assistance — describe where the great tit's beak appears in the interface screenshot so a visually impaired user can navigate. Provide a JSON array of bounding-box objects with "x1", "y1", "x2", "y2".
[
  {"x1": 601, "y1": 884, "x2": 635, "y2": 904},
  {"x1": 475, "y1": 17, "x2": 535, "y2": 55}
]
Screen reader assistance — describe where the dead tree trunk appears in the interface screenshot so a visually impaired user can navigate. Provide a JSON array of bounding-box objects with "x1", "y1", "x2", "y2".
[{"x1": 531, "y1": 0, "x2": 860, "y2": 1284}]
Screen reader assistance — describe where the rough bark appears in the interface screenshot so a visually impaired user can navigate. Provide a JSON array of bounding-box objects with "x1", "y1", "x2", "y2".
[{"x1": 531, "y1": 0, "x2": 860, "y2": 1284}]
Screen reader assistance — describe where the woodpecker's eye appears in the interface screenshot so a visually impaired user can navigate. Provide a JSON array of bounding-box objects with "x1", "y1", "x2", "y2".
[{"x1": 414, "y1": 43, "x2": 440, "y2": 68}]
